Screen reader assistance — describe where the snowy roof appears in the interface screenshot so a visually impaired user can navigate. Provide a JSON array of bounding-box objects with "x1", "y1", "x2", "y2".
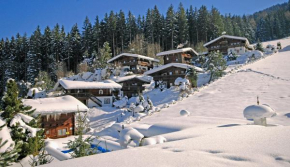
[
  {"x1": 243, "y1": 104, "x2": 276, "y2": 119},
  {"x1": 156, "y1": 48, "x2": 198, "y2": 57},
  {"x1": 203, "y1": 35, "x2": 250, "y2": 47},
  {"x1": 115, "y1": 75, "x2": 151, "y2": 83},
  {"x1": 144, "y1": 63, "x2": 204, "y2": 75},
  {"x1": 107, "y1": 53, "x2": 160, "y2": 63},
  {"x1": 59, "y1": 79, "x2": 122, "y2": 90},
  {"x1": 23, "y1": 95, "x2": 89, "y2": 115}
]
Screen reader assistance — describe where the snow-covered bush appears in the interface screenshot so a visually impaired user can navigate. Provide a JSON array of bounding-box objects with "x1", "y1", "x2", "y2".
[
  {"x1": 162, "y1": 103, "x2": 169, "y2": 109},
  {"x1": 203, "y1": 51, "x2": 226, "y2": 82},
  {"x1": 119, "y1": 128, "x2": 144, "y2": 148},
  {"x1": 27, "y1": 87, "x2": 46, "y2": 99},
  {"x1": 140, "y1": 136, "x2": 166, "y2": 146},
  {"x1": 113, "y1": 96, "x2": 128, "y2": 108}
]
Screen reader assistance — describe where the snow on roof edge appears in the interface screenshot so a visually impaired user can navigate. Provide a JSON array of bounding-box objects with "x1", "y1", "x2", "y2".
[
  {"x1": 107, "y1": 53, "x2": 160, "y2": 63},
  {"x1": 115, "y1": 75, "x2": 151, "y2": 83},
  {"x1": 59, "y1": 79, "x2": 122, "y2": 90},
  {"x1": 203, "y1": 35, "x2": 250, "y2": 47},
  {"x1": 23, "y1": 95, "x2": 89, "y2": 115},
  {"x1": 156, "y1": 48, "x2": 198, "y2": 57},
  {"x1": 144, "y1": 63, "x2": 204, "y2": 75}
]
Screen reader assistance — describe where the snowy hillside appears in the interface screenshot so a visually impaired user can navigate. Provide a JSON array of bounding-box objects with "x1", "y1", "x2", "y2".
[{"x1": 42, "y1": 37, "x2": 290, "y2": 167}]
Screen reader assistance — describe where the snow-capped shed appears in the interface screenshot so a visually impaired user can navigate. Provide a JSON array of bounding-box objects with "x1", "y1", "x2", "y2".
[
  {"x1": 107, "y1": 53, "x2": 160, "y2": 74},
  {"x1": 144, "y1": 63, "x2": 203, "y2": 88},
  {"x1": 23, "y1": 95, "x2": 89, "y2": 139},
  {"x1": 55, "y1": 79, "x2": 122, "y2": 107},
  {"x1": 115, "y1": 75, "x2": 151, "y2": 98},
  {"x1": 203, "y1": 35, "x2": 253, "y2": 55},
  {"x1": 157, "y1": 47, "x2": 198, "y2": 65}
]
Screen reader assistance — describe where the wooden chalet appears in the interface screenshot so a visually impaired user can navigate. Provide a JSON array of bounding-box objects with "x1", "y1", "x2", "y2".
[
  {"x1": 144, "y1": 63, "x2": 203, "y2": 89},
  {"x1": 23, "y1": 95, "x2": 89, "y2": 139},
  {"x1": 107, "y1": 53, "x2": 160, "y2": 74},
  {"x1": 115, "y1": 75, "x2": 151, "y2": 98},
  {"x1": 56, "y1": 79, "x2": 122, "y2": 107},
  {"x1": 204, "y1": 35, "x2": 253, "y2": 55},
  {"x1": 156, "y1": 48, "x2": 199, "y2": 65}
]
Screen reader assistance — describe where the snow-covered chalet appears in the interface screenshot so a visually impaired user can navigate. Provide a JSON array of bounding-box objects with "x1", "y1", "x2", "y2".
[
  {"x1": 115, "y1": 75, "x2": 151, "y2": 98},
  {"x1": 203, "y1": 35, "x2": 253, "y2": 55},
  {"x1": 107, "y1": 53, "x2": 160, "y2": 74},
  {"x1": 23, "y1": 95, "x2": 89, "y2": 139},
  {"x1": 55, "y1": 79, "x2": 122, "y2": 107}
]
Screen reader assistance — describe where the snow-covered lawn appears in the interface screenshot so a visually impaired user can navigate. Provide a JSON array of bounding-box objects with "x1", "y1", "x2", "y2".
[{"x1": 43, "y1": 38, "x2": 290, "y2": 167}]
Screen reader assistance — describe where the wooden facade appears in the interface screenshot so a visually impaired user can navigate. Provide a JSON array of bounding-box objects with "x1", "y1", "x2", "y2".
[
  {"x1": 205, "y1": 36, "x2": 252, "y2": 55},
  {"x1": 109, "y1": 55, "x2": 158, "y2": 74},
  {"x1": 117, "y1": 78, "x2": 150, "y2": 98},
  {"x1": 63, "y1": 88, "x2": 118, "y2": 107},
  {"x1": 42, "y1": 113, "x2": 75, "y2": 139},
  {"x1": 163, "y1": 52, "x2": 194, "y2": 65},
  {"x1": 148, "y1": 66, "x2": 188, "y2": 89}
]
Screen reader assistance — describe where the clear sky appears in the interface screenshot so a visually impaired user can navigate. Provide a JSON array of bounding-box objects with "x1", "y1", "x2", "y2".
[{"x1": 0, "y1": 0, "x2": 288, "y2": 39}]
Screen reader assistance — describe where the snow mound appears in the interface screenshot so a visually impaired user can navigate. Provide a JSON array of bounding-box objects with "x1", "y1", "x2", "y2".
[
  {"x1": 119, "y1": 128, "x2": 144, "y2": 148},
  {"x1": 180, "y1": 110, "x2": 190, "y2": 116},
  {"x1": 141, "y1": 136, "x2": 166, "y2": 146},
  {"x1": 243, "y1": 104, "x2": 275, "y2": 120},
  {"x1": 113, "y1": 97, "x2": 128, "y2": 108},
  {"x1": 134, "y1": 105, "x2": 144, "y2": 113}
]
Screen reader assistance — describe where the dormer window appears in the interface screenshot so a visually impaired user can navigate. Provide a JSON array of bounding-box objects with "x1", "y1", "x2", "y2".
[{"x1": 99, "y1": 90, "x2": 103, "y2": 95}]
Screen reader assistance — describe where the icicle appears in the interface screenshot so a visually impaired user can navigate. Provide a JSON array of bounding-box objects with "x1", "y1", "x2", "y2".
[{"x1": 54, "y1": 114, "x2": 57, "y2": 121}]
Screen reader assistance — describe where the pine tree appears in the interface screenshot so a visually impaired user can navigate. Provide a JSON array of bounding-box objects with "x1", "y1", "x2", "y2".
[
  {"x1": 93, "y1": 16, "x2": 101, "y2": 54},
  {"x1": 117, "y1": 10, "x2": 126, "y2": 52},
  {"x1": 66, "y1": 111, "x2": 96, "y2": 158},
  {"x1": 256, "y1": 17, "x2": 269, "y2": 42},
  {"x1": 176, "y1": 3, "x2": 189, "y2": 46},
  {"x1": 209, "y1": 7, "x2": 224, "y2": 40},
  {"x1": 204, "y1": 51, "x2": 226, "y2": 82},
  {"x1": 165, "y1": 4, "x2": 177, "y2": 49},
  {"x1": 186, "y1": 67, "x2": 198, "y2": 88},
  {"x1": 95, "y1": 42, "x2": 112, "y2": 69},
  {"x1": 0, "y1": 120, "x2": 21, "y2": 166},
  {"x1": 127, "y1": 11, "x2": 138, "y2": 44},
  {"x1": 28, "y1": 117, "x2": 53, "y2": 166},
  {"x1": 1, "y1": 79, "x2": 38, "y2": 160},
  {"x1": 197, "y1": 5, "x2": 209, "y2": 42},
  {"x1": 255, "y1": 39, "x2": 264, "y2": 52},
  {"x1": 144, "y1": 9, "x2": 154, "y2": 43},
  {"x1": 82, "y1": 16, "x2": 93, "y2": 57},
  {"x1": 69, "y1": 24, "x2": 82, "y2": 73}
]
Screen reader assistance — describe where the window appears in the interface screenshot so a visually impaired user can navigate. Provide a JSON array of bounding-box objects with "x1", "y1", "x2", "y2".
[
  {"x1": 175, "y1": 70, "x2": 179, "y2": 74},
  {"x1": 181, "y1": 71, "x2": 184, "y2": 74},
  {"x1": 57, "y1": 128, "x2": 67, "y2": 136},
  {"x1": 169, "y1": 72, "x2": 173, "y2": 75},
  {"x1": 170, "y1": 83, "x2": 173, "y2": 86},
  {"x1": 104, "y1": 98, "x2": 111, "y2": 104},
  {"x1": 99, "y1": 90, "x2": 103, "y2": 95},
  {"x1": 176, "y1": 58, "x2": 178, "y2": 62},
  {"x1": 46, "y1": 130, "x2": 50, "y2": 135},
  {"x1": 161, "y1": 73, "x2": 167, "y2": 76},
  {"x1": 166, "y1": 57, "x2": 169, "y2": 60},
  {"x1": 124, "y1": 61, "x2": 126, "y2": 63}
]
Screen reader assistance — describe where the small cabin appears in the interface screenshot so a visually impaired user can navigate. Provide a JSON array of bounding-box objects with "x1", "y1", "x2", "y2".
[
  {"x1": 115, "y1": 75, "x2": 151, "y2": 98},
  {"x1": 55, "y1": 79, "x2": 122, "y2": 107},
  {"x1": 144, "y1": 63, "x2": 203, "y2": 89},
  {"x1": 156, "y1": 48, "x2": 199, "y2": 65},
  {"x1": 23, "y1": 95, "x2": 89, "y2": 139},
  {"x1": 204, "y1": 35, "x2": 253, "y2": 55},
  {"x1": 107, "y1": 53, "x2": 160, "y2": 74}
]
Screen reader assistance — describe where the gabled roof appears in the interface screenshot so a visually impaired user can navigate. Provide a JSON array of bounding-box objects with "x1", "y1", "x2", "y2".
[
  {"x1": 59, "y1": 79, "x2": 122, "y2": 90},
  {"x1": 23, "y1": 95, "x2": 89, "y2": 115},
  {"x1": 156, "y1": 48, "x2": 199, "y2": 57},
  {"x1": 203, "y1": 35, "x2": 250, "y2": 47},
  {"x1": 107, "y1": 53, "x2": 160, "y2": 63},
  {"x1": 144, "y1": 63, "x2": 204, "y2": 75},
  {"x1": 115, "y1": 75, "x2": 151, "y2": 83}
]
